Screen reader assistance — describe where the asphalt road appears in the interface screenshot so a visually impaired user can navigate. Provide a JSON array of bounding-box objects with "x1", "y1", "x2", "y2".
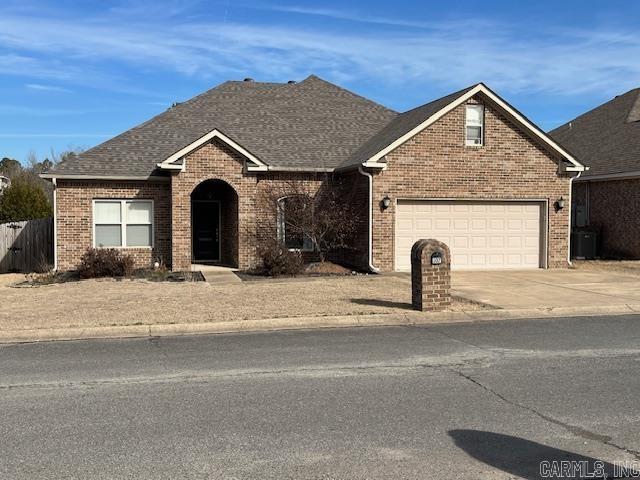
[{"x1": 2, "y1": 316, "x2": 640, "y2": 479}]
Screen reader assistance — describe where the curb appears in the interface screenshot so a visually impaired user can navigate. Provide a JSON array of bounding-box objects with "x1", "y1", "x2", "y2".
[{"x1": 2, "y1": 304, "x2": 640, "y2": 344}]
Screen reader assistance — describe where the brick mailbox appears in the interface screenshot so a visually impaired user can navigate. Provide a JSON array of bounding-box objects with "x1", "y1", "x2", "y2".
[{"x1": 411, "y1": 239, "x2": 451, "y2": 311}]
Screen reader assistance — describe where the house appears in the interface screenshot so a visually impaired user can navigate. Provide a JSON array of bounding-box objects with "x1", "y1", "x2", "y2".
[
  {"x1": 551, "y1": 88, "x2": 640, "y2": 258},
  {"x1": 41, "y1": 75, "x2": 585, "y2": 272},
  {"x1": 0, "y1": 175, "x2": 10, "y2": 193}
]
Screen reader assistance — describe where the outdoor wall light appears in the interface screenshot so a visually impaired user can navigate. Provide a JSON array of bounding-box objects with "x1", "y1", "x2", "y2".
[
  {"x1": 555, "y1": 197, "x2": 565, "y2": 211},
  {"x1": 381, "y1": 196, "x2": 391, "y2": 210}
]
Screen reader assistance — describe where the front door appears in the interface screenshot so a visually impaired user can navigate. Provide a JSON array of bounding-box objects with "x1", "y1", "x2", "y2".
[{"x1": 192, "y1": 201, "x2": 220, "y2": 262}]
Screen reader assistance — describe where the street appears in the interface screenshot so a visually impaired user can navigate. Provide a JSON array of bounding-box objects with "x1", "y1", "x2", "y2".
[{"x1": 1, "y1": 315, "x2": 640, "y2": 479}]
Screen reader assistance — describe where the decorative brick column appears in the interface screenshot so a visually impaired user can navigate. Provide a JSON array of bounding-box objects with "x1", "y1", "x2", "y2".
[{"x1": 411, "y1": 239, "x2": 451, "y2": 311}]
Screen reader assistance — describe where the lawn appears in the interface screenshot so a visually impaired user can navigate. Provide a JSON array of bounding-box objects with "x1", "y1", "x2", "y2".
[{"x1": 1, "y1": 274, "x2": 484, "y2": 331}]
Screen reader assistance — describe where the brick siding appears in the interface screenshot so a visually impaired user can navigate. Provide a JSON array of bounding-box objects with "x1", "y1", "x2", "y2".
[
  {"x1": 56, "y1": 180, "x2": 171, "y2": 271},
  {"x1": 370, "y1": 96, "x2": 571, "y2": 271},
  {"x1": 573, "y1": 179, "x2": 640, "y2": 258},
  {"x1": 55, "y1": 96, "x2": 572, "y2": 272}
]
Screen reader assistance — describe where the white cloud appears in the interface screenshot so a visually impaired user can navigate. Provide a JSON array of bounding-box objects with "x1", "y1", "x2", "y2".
[
  {"x1": 0, "y1": 133, "x2": 111, "y2": 138},
  {"x1": 0, "y1": 5, "x2": 638, "y2": 98},
  {"x1": 25, "y1": 83, "x2": 71, "y2": 93}
]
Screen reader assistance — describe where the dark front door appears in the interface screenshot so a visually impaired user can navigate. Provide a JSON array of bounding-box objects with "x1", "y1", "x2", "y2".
[{"x1": 192, "y1": 201, "x2": 220, "y2": 262}]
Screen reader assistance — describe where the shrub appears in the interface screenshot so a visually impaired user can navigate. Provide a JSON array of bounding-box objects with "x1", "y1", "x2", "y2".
[
  {"x1": 256, "y1": 240, "x2": 304, "y2": 276},
  {"x1": 77, "y1": 248, "x2": 135, "y2": 279}
]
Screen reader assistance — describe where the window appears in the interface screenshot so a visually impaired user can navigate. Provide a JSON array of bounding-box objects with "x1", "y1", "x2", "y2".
[
  {"x1": 277, "y1": 197, "x2": 314, "y2": 251},
  {"x1": 94, "y1": 200, "x2": 153, "y2": 248},
  {"x1": 465, "y1": 104, "x2": 484, "y2": 146}
]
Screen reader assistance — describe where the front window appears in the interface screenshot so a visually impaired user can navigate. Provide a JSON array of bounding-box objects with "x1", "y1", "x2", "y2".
[
  {"x1": 94, "y1": 200, "x2": 153, "y2": 248},
  {"x1": 277, "y1": 197, "x2": 314, "y2": 251},
  {"x1": 465, "y1": 104, "x2": 484, "y2": 146}
]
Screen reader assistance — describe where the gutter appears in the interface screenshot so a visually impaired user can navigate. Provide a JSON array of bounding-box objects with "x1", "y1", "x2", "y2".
[
  {"x1": 40, "y1": 173, "x2": 170, "y2": 182},
  {"x1": 52, "y1": 178, "x2": 57, "y2": 271},
  {"x1": 358, "y1": 166, "x2": 380, "y2": 273},
  {"x1": 567, "y1": 170, "x2": 582, "y2": 267}
]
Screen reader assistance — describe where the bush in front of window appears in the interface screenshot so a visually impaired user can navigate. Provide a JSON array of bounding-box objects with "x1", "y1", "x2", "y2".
[
  {"x1": 77, "y1": 247, "x2": 135, "y2": 279},
  {"x1": 255, "y1": 239, "x2": 305, "y2": 277}
]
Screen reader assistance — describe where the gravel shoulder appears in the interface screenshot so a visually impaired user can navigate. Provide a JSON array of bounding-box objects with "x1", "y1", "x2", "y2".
[{"x1": 1, "y1": 274, "x2": 486, "y2": 331}]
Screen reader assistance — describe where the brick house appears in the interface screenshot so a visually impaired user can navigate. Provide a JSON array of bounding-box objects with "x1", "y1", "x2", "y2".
[
  {"x1": 551, "y1": 87, "x2": 640, "y2": 258},
  {"x1": 42, "y1": 75, "x2": 585, "y2": 272}
]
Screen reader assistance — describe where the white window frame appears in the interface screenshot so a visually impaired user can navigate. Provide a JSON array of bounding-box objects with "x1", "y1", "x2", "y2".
[
  {"x1": 92, "y1": 199, "x2": 154, "y2": 249},
  {"x1": 276, "y1": 196, "x2": 314, "y2": 252},
  {"x1": 465, "y1": 104, "x2": 484, "y2": 147}
]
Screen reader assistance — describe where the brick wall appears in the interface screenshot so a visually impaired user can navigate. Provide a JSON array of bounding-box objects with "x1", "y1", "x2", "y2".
[
  {"x1": 371, "y1": 95, "x2": 572, "y2": 271},
  {"x1": 171, "y1": 139, "x2": 323, "y2": 271},
  {"x1": 56, "y1": 180, "x2": 171, "y2": 271},
  {"x1": 574, "y1": 179, "x2": 640, "y2": 258}
]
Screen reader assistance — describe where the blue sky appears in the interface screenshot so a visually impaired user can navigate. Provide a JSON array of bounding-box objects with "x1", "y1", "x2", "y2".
[{"x1": 1, "y1": 0, "x2": 639, "y2": 163}]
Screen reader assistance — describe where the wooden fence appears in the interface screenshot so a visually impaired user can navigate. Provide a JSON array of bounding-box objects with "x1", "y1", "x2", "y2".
[{"x1": 0, "y1": 218, "x2": 54, "y2": 273}]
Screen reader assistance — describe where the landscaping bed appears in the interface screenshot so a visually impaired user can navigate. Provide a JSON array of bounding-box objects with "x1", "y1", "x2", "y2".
[{"x1": 16, "y1": 269, "x2": 204, "y2": 287}]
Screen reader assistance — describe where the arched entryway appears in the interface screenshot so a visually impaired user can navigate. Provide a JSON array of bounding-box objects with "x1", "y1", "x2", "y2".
[{"x1": 191, "y1": 179, "x2": 239, "y2": 267}]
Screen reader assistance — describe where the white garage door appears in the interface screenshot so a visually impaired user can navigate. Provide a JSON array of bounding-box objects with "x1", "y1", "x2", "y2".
[{"x1": 395, "y1": 200, "x2": 543, "y2": 271}]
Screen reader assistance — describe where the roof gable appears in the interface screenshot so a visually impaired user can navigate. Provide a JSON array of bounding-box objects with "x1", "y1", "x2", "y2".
[{"x1": 341, "y1": 83, "x2": 584, "y2": 172}]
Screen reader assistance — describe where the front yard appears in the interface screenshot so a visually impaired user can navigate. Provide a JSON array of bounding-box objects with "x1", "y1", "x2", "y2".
[{"x1": 1, "y1": 274, "x2": 484, "y2": 332}]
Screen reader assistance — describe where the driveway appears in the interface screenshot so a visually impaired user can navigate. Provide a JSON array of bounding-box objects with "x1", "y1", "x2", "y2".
[{"x1": 451, "y1": 268, "x2": 640, "y2": 309}]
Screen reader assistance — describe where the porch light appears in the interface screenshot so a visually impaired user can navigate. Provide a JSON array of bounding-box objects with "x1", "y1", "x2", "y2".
[
  {"x1": 381, "y1": 196, "x2": 391, "y2": 210},
  {"x1": 556, "y1": 197, "x2": 565, "y2": 211}
]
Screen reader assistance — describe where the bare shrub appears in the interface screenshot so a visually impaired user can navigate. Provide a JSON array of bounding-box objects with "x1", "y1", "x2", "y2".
[
  {"x1": 77, "y1": 248, "x2": 134, "y2": 279},
  {"x1": 255, "y1": 239, "x2": 305, "y2": 276}
]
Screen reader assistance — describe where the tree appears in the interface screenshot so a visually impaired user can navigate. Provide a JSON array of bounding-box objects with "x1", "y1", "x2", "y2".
[
  {"x1": 0, "y1": 157, "x2": 23, "y2": 178},
  {"x1": 261, "y1": 175, "x2": 359, "y2": 263},
  {"x1": 0, "y1": 178, "x2": 52, "y2": 223}
]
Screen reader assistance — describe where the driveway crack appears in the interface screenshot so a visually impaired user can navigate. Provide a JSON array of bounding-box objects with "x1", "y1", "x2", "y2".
[{"x1": 451, "y1": 368, "x2": 640, "y2": 461}]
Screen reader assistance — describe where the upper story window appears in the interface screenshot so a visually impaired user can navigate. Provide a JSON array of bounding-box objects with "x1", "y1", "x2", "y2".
[
  {"x1": 277, "y1": 196, "x2": 314, "y2": 251},
  {"x1": 93, "y1": 199, "x2": 153, "y2": 248},
  {"x1": 465, "y1": 104, "x2": 484, "y2": 146}
]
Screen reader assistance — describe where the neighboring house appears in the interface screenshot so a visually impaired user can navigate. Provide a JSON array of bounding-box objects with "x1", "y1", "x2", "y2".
[
  {"x1": 42, "y1": 75, "x2": 585, "y2": 272},
  {"x1": 0, "y1": 175, "x2": 10, "y2": 193},
  {"x1": 551, "y1": 88, "x2": 640, "y2": 258}
]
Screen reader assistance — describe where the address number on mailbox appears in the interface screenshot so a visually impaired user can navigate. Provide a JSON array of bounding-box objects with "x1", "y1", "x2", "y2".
[{"x1": 431, "y1": 251, "x2": 443, "y2": 265}]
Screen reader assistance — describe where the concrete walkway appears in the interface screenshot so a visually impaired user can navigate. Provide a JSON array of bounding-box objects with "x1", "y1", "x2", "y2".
[
  {"x1": 191, "y1": 264, "x2": 241, "y2": 284},
  {"x1": 451, "y1": 269, "x2": 640, "y2": 309}
]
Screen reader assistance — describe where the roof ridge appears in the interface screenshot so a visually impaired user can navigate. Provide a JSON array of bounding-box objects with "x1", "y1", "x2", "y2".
[
  {"x1": 301, "y1": 74, "x2": 398, "y2": 115},
  {"x1": 399, "y1": 83, "x2": 480, "y2": 116},
  {"x1": 626, "y1": 89, "x2": 640, "y2": 123},
  {"x1": 551, "y1": 88, "x2": 640, "y2": 134}
]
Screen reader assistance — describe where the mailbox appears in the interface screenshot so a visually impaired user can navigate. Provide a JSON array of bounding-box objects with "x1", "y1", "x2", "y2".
[{"x1": 411, "y1": 239, "x2": 451, "y2": 312}]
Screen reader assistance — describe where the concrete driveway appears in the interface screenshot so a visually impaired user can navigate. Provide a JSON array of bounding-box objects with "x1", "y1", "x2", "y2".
[{"x1": 452, "y1": 268, "x2": 640, "y2": 309}]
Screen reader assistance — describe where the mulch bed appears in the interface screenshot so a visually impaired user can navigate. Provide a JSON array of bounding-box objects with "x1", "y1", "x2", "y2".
[{"x1": 14, "y1": 269, "x2": 204, "y2": 287}]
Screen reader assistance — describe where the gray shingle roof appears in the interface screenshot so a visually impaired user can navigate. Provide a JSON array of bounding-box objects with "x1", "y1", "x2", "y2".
[
  {"x1": 550, "y1": 88, "x2": 640, "y2": 177},
  {"x1": 340, "y1": 85, "x2": 478, "y2": 168},
  {"x1": 49, "y1": 75, "x2": 397, "y2": 177}
]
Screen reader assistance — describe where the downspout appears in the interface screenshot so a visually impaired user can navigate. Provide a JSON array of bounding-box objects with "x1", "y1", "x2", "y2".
[
  {"x1": 52, "y1": 178, "x2": 58, "y2": 271},
  {"x1": 358, "y1": 166, "x2": 380, "y2": 273},
  {"x1": 567, "y1": 170, "x2": 582, "y2": 267}
]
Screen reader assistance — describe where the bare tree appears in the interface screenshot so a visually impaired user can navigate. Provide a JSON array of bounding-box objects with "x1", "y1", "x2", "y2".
[{"x1": 261, "y1": 175, "x2": 359, "y2": 263}]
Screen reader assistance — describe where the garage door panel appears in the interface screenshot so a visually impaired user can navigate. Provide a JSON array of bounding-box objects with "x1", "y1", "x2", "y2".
[{"x1": 395, "y1": 200, "x2": 542, "y2": 271}]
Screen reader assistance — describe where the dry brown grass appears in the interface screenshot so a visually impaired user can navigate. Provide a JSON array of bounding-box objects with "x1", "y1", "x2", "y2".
[{"x1": 0, "y1": 274, "x2": 485, "y2": 331}]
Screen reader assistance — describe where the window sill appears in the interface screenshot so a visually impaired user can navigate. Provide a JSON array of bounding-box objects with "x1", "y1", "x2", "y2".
[{"x1": 93, "y1": 246, "x2": 154, "y2": 250}]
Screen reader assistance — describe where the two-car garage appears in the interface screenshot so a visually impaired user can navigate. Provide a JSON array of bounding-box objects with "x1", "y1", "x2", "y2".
[{"x1": 394, "y1": 200, "x2": 546, "y2": 271}]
